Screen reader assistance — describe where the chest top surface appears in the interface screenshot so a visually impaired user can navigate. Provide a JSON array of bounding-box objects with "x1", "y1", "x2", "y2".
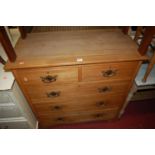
[{"x1": 5, "y1": 29, "x2": 146, "y2": 70}]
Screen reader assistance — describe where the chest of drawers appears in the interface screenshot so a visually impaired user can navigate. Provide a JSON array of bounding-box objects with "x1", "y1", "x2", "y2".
[
  {"x1": 0, "y1": 42, "x2": 37, "y2": 129},
  {"x1": 0, "y1": 82, "x2": 37, "y2": 129},
  {"x1": 5, "y1": 29, "x2": 146, "y2": 128}
]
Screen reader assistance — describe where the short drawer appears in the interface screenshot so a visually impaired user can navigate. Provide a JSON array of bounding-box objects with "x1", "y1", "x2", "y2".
[
  {"x1": 25, "y1": 84, "x2": 79, "y2": 103},
  {"x1": 33, "y1": 94, "x2": 125, "y2": 116},
  {"x1": 0, "y1": 103, "x2": 22, "y2": 118},
  {"x1": 82, "y1": 61, "x2": 139, "y2": 82},
  {"x1": 39, "y1": 109, "x2": 118, "y2": 128},
  {"x1": 17, "y1": 66, "x2": 78, "y2": 86}
]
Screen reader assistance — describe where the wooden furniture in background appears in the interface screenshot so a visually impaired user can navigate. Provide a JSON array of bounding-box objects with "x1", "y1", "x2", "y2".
[
  {"x1": 18, "y1": 26, "x2": 27, "y2": 39},
  {"x1": 0, "y1": 26, "x2": 28, "y2": 63},
  {"x1": 122, "y1": 26, "x2": 129, "y2": 35},
  {"x1": 0, "y1": 27, "x2": 17, "y2": 62},
  {"x1": 133, "y1": 26, "x2": 155, "y2": 82},
  {"x1": 0, "y1": 56, "x2": 6, "y2": 65},
  {"x1": 138, "y1": 27, "x2": 155, "y2": 55},
  {"x1": 5, "y1": 28, "x2": 146, "y2": 128},
  {"x1": 134, "y1": 26, "x2": 143, "y2": 42},
  {"x1": 143, "y1": 53, "x2": 155, "y2": 82}
]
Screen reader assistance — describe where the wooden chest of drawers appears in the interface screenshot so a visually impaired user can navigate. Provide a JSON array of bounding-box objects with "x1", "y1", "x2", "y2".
[{"x1": 5, "y1": 29, "x2": 146, "y2": 128}]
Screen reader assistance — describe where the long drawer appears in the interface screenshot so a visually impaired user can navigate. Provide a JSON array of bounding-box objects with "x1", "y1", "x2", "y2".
[
  {"x1": 82, "y1": 61, "x2": 138, "y2": 82},
  {"x1": 33, "y1": 93, "x2": 125, "y2": 116},
  {"x1": 39, "y1": 109, "x2": 118, "y2": 128},
  {"x1": 25, "y1": 80, "x2": 130, "y2": 103},
  {"x1": 17, "y1": 66, "x2": 78, "y2": 86}
]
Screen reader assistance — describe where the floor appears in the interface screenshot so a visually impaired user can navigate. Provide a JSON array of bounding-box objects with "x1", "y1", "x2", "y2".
[{"x1": 50, "y1": 99, "x2": 155, "y2": 129}]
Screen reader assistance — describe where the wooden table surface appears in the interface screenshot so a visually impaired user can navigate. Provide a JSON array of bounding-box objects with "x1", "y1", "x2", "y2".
[{"x1": 5, "y1": 29, "x2": 146, "y2": 70}]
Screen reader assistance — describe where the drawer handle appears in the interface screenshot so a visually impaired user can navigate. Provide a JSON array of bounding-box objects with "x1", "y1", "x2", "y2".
[
  {"x1": 96, "y1": 101, "x2": 106, "y2": 107},
  {"x1": 46, "y1": 91, "x2": 61, "y2": 98},
  {"x1": 51, "y1": 105, "x2": 62, "y2": 110},
  {"x1": 98, "y1": 86, "x2": 112, "y2": 93},
  {"x1": 56, "y1": 117, "x2": 64, "y2": 121},
  {"x1": 40, "y1": 75, "x2": 57, "y2": 83},
  {"x1": 94, "y1": 113, "x2": 105, "y2": 118},
  {"x1": 102, "y1": 69, "x2": 117, "y2": 77}
]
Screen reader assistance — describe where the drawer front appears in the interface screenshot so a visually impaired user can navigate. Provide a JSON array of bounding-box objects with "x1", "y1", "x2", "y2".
[
  {"x1": 0, "y1": 121, "x2": 31, "y2": 129},
  {"x1": 0, "y1": 103, "x2": 22, "y2": 118},
  {"x1": 0, "y1": 92, "x2": 13, "y2": 104},
  {"x1": 79, "y1": 80, "x2": 130, "y2": 97},
  {"x1": 39, "y1": 109, "x2": 118, "y2": 128},
  {"x1": 25, "y1": 84, "x2": 79, "y2": 103},
  {"x1": 82, "y1": 61, "x2": 139, "y2": 82},
  {"x1": 17, "y1": 66, "x2": 78, "y2": 86},
  {"x1": 33, "y1": 94, "x2": 125, "y2": 116},
  {"x1": 25, "y1": 80, "x2": 129, "y2": 104}
]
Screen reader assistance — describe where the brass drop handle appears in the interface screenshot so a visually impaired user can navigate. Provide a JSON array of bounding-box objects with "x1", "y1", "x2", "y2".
[
  {"x1": 57, "y1": 117, "x2": 64, "y2": 121},
  {"x1": 46, "y1": 91, "x2": 60, "y2": 98},
  {"x1": 52, "y1": 105, "x2": 62, "y2": 110},
  {"x1": 96, "y1": 101, "x2": 106, "y2": 107},
  {"x1": 102, "y1": 69, "x2": 117, "y2": 77},
  {"x1": 40, "y1": 75, "x2": 57, "y2": 83},
  {"x1": 98, "y1": 86, "x2": 112, "y2": 93},
  {"x1": 94, "y1": 113, "x2": 105, "y2": 118}
]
